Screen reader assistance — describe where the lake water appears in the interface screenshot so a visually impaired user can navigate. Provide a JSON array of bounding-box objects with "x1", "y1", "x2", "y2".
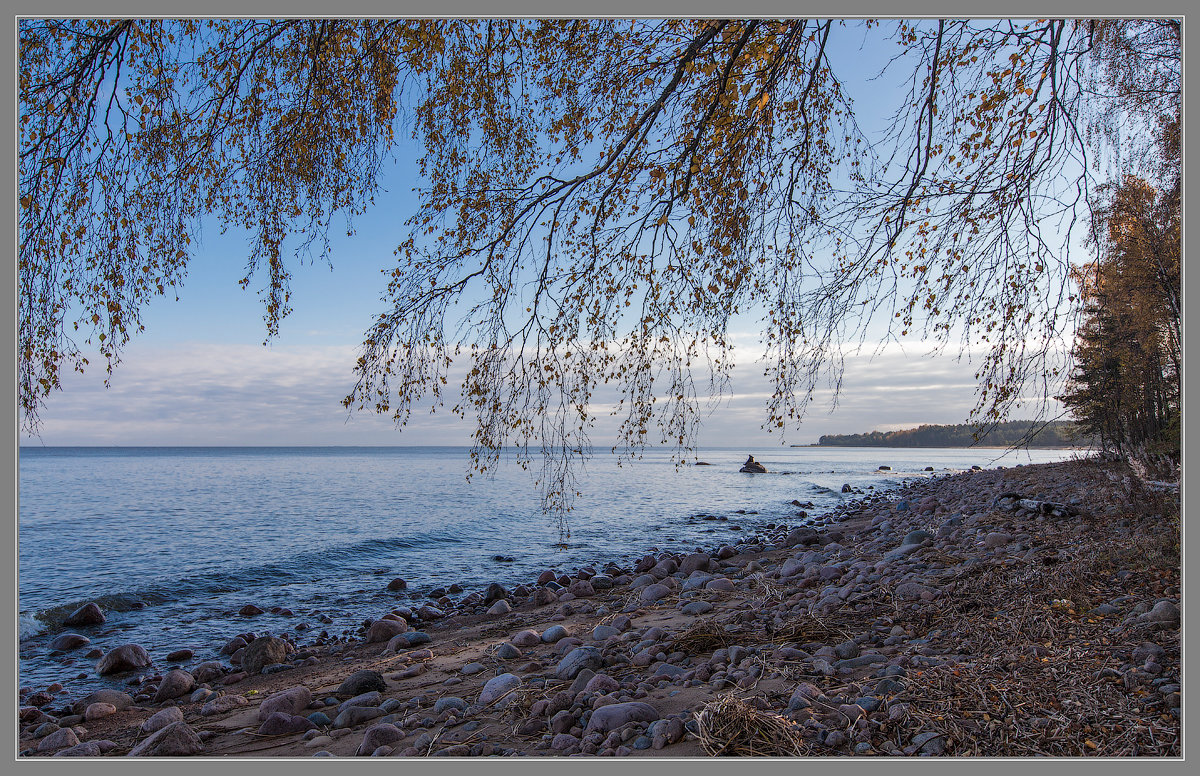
[{"x1": 17, "y1": 445, "x2": 1079, "y2": 692}]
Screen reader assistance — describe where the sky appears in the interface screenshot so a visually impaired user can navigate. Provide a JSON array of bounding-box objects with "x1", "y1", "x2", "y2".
[{"x1": 21, "y1": 21, "x2": 1073, "y2": 449}]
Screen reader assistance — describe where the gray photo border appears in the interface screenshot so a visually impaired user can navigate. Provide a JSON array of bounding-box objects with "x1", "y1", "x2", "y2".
[{"x1": 6, "y1": 0, "x2": 1192, "y2": 774}]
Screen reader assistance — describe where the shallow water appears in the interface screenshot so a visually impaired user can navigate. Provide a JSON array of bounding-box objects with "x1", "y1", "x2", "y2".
[{"x1": 17, "y1": 445, "x2": 1078, "y2": 693}]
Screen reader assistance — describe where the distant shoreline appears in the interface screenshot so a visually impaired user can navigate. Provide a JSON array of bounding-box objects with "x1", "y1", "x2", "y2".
[{"x1": 791, "y1": 444, "x2": 1090, "y2": 451}]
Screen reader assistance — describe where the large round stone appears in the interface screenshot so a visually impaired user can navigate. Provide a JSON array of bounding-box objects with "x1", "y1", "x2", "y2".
[
  {"x1": 128, "y1": 721, "x2": 204, "y2": 757},
  {"x1": 478, "y1": 673, "x2": 522, "y2": 707},
  {"x1": 583, "y1": 702, "x2": 660, "y2": 733},
  {"x1": 63, "y1": 603, "x2": 105, "y2": 627},
  {"x1": 96, "y1": 643, "x2": 151, "y2": 675},
  {"x1": 241, "y1": 636, "x2": 290, "y2": 675},
  {"x1": 258, "y1": 685, "x2": 313, "y2": 721},
  {"x1": 152, "y1": 669, "x2": 196, "y2": 703},
  {"x1": 555, "y1": 646, "x2": 604, "y2": 680},
  {"x1": 48, "y1": 633, "x2": 90, "y2": 651},
  {"x1": 337, "y1": 669, "x2": 386, "y2": 697},
  {"x1": 365, "y1": 618, "x2": 408, "y2": 643}
]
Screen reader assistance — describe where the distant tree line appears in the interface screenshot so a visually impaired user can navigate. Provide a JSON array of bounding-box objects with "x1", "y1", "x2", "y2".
[{"x1": 817, "y1": 420, "x2": 1089, "y2": 448}]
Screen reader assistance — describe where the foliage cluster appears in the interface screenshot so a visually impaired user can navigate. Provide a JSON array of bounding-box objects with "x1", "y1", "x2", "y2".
[{"x1": 1058, "y1": 175, "x2": 1180, "y2": 477}]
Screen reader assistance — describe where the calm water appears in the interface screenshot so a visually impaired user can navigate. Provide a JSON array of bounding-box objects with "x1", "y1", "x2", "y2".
[{"x1": 18, "y1": 445, "x2": 1078, "y2": 692}]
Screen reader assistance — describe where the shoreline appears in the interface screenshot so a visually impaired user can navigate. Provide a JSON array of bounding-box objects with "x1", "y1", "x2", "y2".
[{"x1": 18, "y1": 457, "x2": 1180, "y2": 758}]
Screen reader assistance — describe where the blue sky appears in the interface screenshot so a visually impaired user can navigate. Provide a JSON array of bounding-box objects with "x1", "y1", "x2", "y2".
[{"x1": 23, "y1": 22, "x2": 1072, "y2": 448}]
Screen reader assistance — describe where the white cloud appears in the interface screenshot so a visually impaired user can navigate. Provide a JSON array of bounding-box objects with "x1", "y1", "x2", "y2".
[{"x1": 25, "y1": 334, "x2": 1065, "y2": 448}]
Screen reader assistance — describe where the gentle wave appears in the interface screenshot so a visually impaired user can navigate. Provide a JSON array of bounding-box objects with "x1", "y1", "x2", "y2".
[
  {"x1": 19, "y1": 612, "x2": 46, "y2": 640},
  {"x1": 21, "y1": 529, "x2": 470, "y2": 634}
]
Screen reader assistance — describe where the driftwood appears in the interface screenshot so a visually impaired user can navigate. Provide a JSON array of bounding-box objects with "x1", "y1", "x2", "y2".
[{"x1": 992, "y1": 492, "x2": 1079, "y2": 518}]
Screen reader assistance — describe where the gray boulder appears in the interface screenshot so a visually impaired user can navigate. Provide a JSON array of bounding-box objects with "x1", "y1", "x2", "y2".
[
  {"x1": 96, "y1": 643, "x2": 152, "y2": 675},
  {"x1": 365, "y1": 618, "x2": 408, "y2": 643},
  {"x1": 478, "y1": 673, "x2": 522, "y2": 707},
  {"x1": 356, "y1": 723, "x2": 407, "y2": 756},
  {"x1": 127, "y1": 721, "x2": 204, "y2": 757},
  {"x1": 152, "y1": 669, "x2": 195, "y2": 703},
  {"x1": 337, "y1": 669, "x2": 387, "y2": 697},
  {"x1": 63, "y1": 602, "x2": 105, "y2": 627},
  {"x1": 258, "y1": 685, "x2": 313, "y2": 721},
  {"x1": 584, "y1": 702, "x2": 660, "y2": 733},
  {"x1": 556, "y1": 646, "x2": 604, "y2": 680},
  {"x1": 241, "y1": 636, "x2": 290, "y2": 675}
]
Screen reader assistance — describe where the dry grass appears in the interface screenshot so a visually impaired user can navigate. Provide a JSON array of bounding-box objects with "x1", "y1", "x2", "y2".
[
  {"x1": 695, "y1": 694, "x2": 812, "y2": 757},
  {"x1": 668, "y1": 619, "x2": 731, "y2": 655}
]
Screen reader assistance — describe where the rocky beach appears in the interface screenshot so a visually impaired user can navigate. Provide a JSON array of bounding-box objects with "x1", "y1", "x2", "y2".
[{"x1": 18, "y1": 457, "x2": 1181, "y2": 759}]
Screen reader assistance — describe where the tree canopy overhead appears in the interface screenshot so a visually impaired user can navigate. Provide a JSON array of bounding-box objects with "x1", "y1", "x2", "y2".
[{"x1": 19, "y1": 18, "x2": 1181, "y2": 509}]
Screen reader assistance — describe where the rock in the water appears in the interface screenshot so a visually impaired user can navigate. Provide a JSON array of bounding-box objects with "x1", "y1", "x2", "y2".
[
  {"x1": 191, "y1": 661, "x2": 225, "y2": 683},
  {"x1": 63, "y1": 602, "x2": 105, "y2": 627},
  {"x1": 96, "y1": 643, "x2": 152, "y2": 675},
  {"x1": 556, "y1": 646, "x2": 604, "y2": 679},
  {"x1": 49, "y1": 633, "x2": 90, "y2": 651},
  {"x1": 241, "y1": 636, "x2": 290, "y2": 675},
  {"x1": 478, "y1": 673, "x2": 523, "y2": 707},
  {"x1": 142, "y1": 706, "x2": 184, "y2": 733},
  {"x1": 128, "y1": 721, "x2": 204, "y2": 757},
  {"x1": 337, "y1": 669, "x2": 387, "y2": 697},
  {"x1": 239, "y1": 604, "x2": 264, "y2": 616},
  {"x1": 365, "y1": 618, "x2": 408, "y2": 643},
  {"x1": 152, "y1": 669, "x2": 196, "y2": 703},
  {"x1": 739, "y1": 455, "x2": 768, "y2": 474},
  {"x1": 220, "y1": 636, "x2": 247, "y2": 655},
  {"x1": 584, "y1": 702, "x2": 660, "y2": 733},
  {"x1": 357, "y1": 723, "x2": 407, "y2": 756},
  {"x1": 165, "y1": 648, "x2": 194, "y2": 662},
  {"x1": 258, "y1": 685, "x2": 313, "y2": 721},
  {"x1": 258, "y1": 712, "x2": 317, "y2": 736},
  {"x1": 386, "y1": 578, "x2": 407, "y2": 591}
]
